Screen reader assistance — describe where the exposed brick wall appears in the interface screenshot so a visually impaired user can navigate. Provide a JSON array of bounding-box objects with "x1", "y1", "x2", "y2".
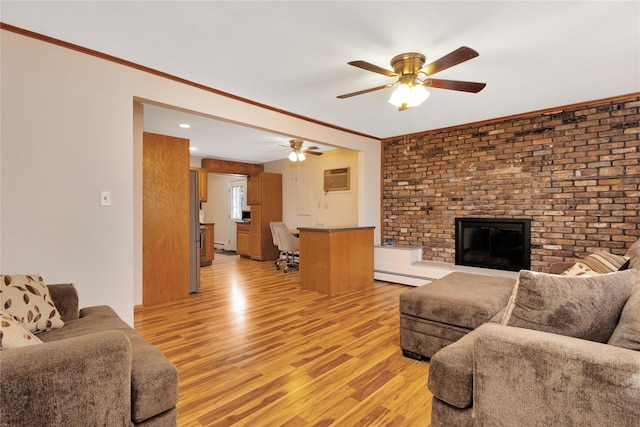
[{"x1": 382, "y1": 94, "x2": 640, "y2": 272}]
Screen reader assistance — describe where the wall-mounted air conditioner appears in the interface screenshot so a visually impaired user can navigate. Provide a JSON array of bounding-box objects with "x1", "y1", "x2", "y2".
[{"x1": 324, "y1": 167, "x2": 350, "y2": 192}]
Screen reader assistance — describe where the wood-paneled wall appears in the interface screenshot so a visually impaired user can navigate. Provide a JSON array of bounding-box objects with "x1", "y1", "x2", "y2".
[{"x1": 143, "y1": 132, "x2": 190, "y2": 305}]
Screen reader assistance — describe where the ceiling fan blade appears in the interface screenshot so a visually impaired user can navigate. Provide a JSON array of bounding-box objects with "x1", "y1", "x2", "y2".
[
  {"x1": 337, "y1": 84, "x2": 393, "y2": 99},
  {"x1": 305, "y1": 151, "x2": 323, "y2": 156},
  {"x1": 424, "y1": 46, "x2": 479, "y2": 76},
  {"x1": 427, "y1": 78, "x2": 486, "y2": 93},
  {"x1": 348, "y1": 60, "x2": 397, "y2": 77},
  {"x1": 304, "y1": 146, "x2": 320, "y2": 151}
]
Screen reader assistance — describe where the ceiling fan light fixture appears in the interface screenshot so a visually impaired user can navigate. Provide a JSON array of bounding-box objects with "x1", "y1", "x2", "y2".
[
  {"x1": 339, "y1": 47, "x2": 484, "y2": 106},
  {"x1": 388, "y1": 81, "x2": 430, "y2": 109},
  {"x1": 288, "y1": 151, "x2": 306, "y2": 162},
  {"x1": 287, "y1": 138, "x2": 321, "y2": 161}
]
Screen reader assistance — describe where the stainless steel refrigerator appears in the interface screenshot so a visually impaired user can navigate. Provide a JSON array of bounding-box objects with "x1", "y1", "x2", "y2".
[{"x1": 189, "y1": 170, "x2": 201, "y2": 293}]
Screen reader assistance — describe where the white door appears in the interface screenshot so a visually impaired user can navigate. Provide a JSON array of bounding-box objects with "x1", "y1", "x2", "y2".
[{"x1": 228, "y1": 179, "x2": 247, "y2": 251}]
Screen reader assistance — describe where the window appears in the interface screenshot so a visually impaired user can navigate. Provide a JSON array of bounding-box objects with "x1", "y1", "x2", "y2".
[{"x1": 230, "y1": 185, "x2": 245, "y2": 219}]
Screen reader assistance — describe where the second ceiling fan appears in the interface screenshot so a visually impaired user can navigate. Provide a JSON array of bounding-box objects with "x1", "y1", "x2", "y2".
[
  {"x1": 337, "y1": 46, "x2": 486, "y2": 111},
  {"x1": 287, "y1": 139, "x2": 322, "y2": 162}
]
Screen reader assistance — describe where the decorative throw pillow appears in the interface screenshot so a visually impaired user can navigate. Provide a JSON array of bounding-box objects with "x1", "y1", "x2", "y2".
[
  {"x1": 580, "y1": 251, "x2": 630, "y2": 274},
  {"x1": 625, "y1": 238, "x2": 640, "y2": 270},
  {"x1": 501, "y1": 278, "x2": 520, "y2": 325},
  {"x1": 502, "y1": 269, "x2": 636, "y2": 343},
  {"x1": 608, "y1": 287, "x2": 640, "y2": 351},
  {"x1": 0, "y1": 275, "x2": 64, "y2": 334},
  {"x1": 561, "y1": 262, "x2": 600, "y2": 277},
  {"x1": 0, "y1": 310, "x2": 43, "y2": 349}
]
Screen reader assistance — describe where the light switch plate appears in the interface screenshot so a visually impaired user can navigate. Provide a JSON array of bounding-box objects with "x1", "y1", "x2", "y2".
[{"x1": 100, "y1": 191, "x2": 111, "y2": 206}]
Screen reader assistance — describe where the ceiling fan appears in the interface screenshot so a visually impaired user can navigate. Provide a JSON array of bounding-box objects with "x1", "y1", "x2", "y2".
[
  {"x1": 286, "y1": 139, "x2": 323, "y2": 162},
  {"x1": 337, "y1": 46, "x2": 486, "y2": 111}
]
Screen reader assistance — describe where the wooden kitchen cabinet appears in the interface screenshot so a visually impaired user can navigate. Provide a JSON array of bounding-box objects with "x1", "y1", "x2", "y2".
[
  {"x1": 204, "y1": 224, "x2": 215, "y2": 263},
  {"x1": 235, "y1": 162, "x2": 252, "y2": 176},
  {"x1": 247, "y1": 174, "x2": 262, "y2": 205},
  {"x1": 202, "y1": 158, "x2": 264, "y2": 176},
  {"x1": 190, "y1": 167, "x2": 208, "y2": 202},
  {"x1": 248, "y1": 172, "x2": 282, "y2": 261},
  {"x1": 249, "y1": 205, "x2": 262, "y2": 260},
  {"x1": 236, "y1": 222, "x2": 250, "y2": 257},
  {"x1": 201, "y1": 158, "x2": 229, "y2": 174},
  {"x1": 198, "y1": 169, "x2": 208, "y2": 202}
]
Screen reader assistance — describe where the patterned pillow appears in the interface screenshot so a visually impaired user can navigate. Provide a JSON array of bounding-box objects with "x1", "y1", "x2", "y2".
[
  {"x1": 561, "y1": 262, "x2": 600, "y2": 277},
  {"x1": 502, "y1": 269, "x2": 636, "y2": 343},
  {"x1": 0, "y1": 275, "x2": 64, "y2": 334},
  {"x1": 581, "y1": 251, "x2": 630, "y2": 274},
  {"x1": 0, "y1": 310, "x2": 43, "y2": 349}
]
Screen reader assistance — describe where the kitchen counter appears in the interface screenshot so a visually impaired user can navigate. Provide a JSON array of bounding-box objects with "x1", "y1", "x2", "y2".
[
  {"x1": 297, "y1": 225, "x2": 374, "y2": 233},
  {"x1": 299, "y1": 226, "x2": 374, "y2": 295}
]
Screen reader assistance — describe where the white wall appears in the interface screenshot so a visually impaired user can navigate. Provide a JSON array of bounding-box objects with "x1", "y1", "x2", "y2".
[
  {"x1": 201, "y1": 174, "x2": 247, "y2": 249},
  {"x1": 1, "y1": 30, "x2": 381, "y2": 325},
  {"x1": 265, "y1": 149, "x2": 359, "y2": 229}
]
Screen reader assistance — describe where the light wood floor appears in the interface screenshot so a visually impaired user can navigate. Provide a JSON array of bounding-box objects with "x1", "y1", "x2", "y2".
[{"x1": 134, "y1": 254, "x2": 432, "y2": 426}]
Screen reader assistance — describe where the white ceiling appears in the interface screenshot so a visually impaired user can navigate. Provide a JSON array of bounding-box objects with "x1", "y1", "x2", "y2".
[
  {"x1": 3, "y1": 1, "x2": 639, "y2": 163},
  {"x1": 142, "y1": 104, "x2": 336, "y2": 163}
]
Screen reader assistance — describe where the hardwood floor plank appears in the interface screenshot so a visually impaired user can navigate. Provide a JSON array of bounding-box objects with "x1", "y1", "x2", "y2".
[{"x1": 134, "y1": 254, "x2": 432, "y2": 426}]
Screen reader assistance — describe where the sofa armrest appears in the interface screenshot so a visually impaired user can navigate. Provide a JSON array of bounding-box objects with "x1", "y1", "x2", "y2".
[
  {"x1": 0, "y1": 330, "x2": 132, "y2": 425},
  {"x1": 427, "y1": 329, "x2": 476, "y2": 408},
  {"x1": 473, "y1": 323, "x2": 640, "y2": 427},
  {"x1": 47, "y1": 283, "x2": 79, "y2": 321}
]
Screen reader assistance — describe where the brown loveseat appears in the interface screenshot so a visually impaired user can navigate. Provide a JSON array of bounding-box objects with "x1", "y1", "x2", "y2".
[
  {"x1": 427, "y1": 239, "x2": 640, "y2": 427},
  {"x1": 0, "y1": 284, "x2": 178, "y2": 426}
]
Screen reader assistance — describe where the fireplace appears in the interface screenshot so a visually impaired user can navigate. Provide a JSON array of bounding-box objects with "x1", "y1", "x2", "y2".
[{"x1": 455, "y1": 218, "x2": 531, "y2": 271}]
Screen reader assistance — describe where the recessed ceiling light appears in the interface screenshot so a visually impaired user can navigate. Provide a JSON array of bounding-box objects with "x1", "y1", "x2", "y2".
[
  {"x1": 179, "y1": 123, "x2": 191, "y2": 129},
  {"x1": 189, "y1": 147, "x2": 197, "y2": 151}
]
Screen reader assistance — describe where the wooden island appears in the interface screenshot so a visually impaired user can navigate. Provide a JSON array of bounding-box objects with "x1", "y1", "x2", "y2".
[{"x1": 298, "y1": 226, "x2": 375, "y2": 296}]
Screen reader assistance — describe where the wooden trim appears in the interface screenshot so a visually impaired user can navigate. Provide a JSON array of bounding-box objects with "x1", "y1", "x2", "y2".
[
  {"x1": 384, "y1": 92, "x2": 640, "y2": 141},
  {"x1": 4, "y1": 22, "x2": 636, "y2": 145},
  {"x1": 1, "y1": 22, "x2": 378, "y2": 141}
]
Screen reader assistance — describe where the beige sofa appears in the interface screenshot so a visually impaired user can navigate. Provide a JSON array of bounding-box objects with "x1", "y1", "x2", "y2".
[
  {"x1": 0, "y1": 283, "x2": 178, "y2": 426},
  {"x1": 427, "y1": 239, "x2": 640, "y2": 427}
]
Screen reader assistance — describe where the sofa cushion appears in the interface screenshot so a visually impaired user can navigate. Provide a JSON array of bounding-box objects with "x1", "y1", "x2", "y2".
[
  {"x1": 608, "y1": 284, "x2": 640, "y2": 351},
  {"x1": 473, "y1": 322, "x2": 640, "y2": 427},
  {"x1": 1, "y1": 275, "x2": 64, "y2": 334},
  {"x1": 0, "y1": 310, "x2": 42, "y2": 349},
  {"x1": 399, "y1": 272, "x2": 516, "y2": 330},
  {"x1": 579, "y1": 251, "x2": 629, "y2": 273},
  {"x1": 127, "y1": 334, "x2": 179, "y2": 423},
  {"x1": 38, "y1": 305, "x2": 179, "y2": 423},
  {"x1": 502, "y1": 270, "x2": 636, "y2": 343}
]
